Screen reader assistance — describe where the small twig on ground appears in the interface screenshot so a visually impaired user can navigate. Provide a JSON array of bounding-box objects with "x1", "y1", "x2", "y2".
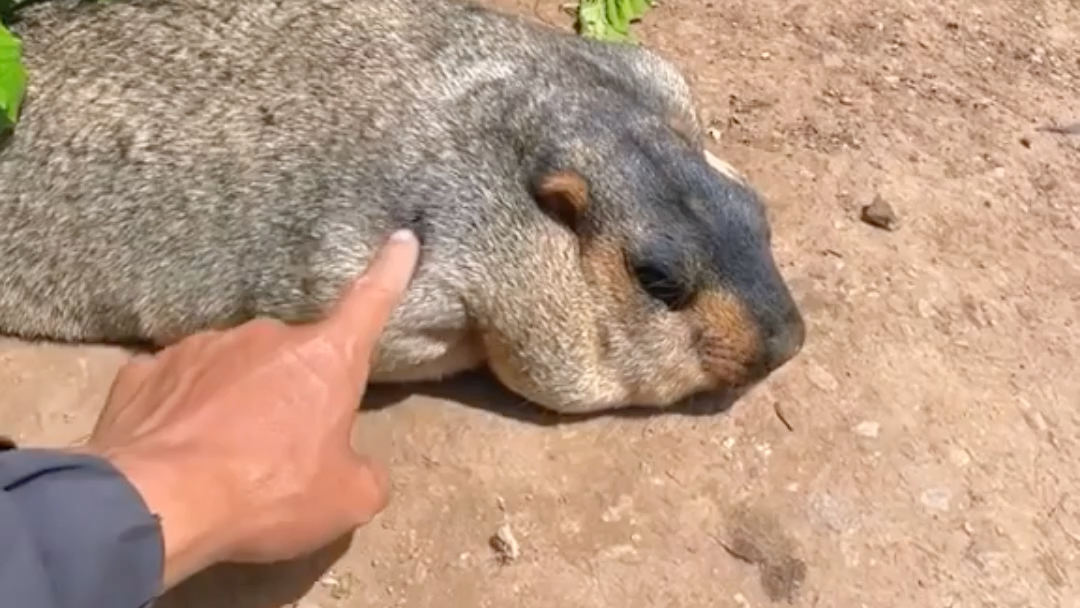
[
  {"x1": 710, "y1": 533, "x2": 756, "y2": 564},
  {"x1": 774, "y1": 402, "x2": 795, "y2": 432},
  {"x1": 1036, "y1": 122, "x2": 1080, "y2": 135}
]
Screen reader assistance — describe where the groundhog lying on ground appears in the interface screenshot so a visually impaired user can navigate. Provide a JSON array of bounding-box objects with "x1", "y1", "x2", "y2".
[{"x1": 0, "y1": 0, "x2": 805, "y2": 414}]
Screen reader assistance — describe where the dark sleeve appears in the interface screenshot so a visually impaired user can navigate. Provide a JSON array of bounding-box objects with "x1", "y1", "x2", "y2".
[{"x1": 0, "y1": 448, "x2": 164, "y2": 608}]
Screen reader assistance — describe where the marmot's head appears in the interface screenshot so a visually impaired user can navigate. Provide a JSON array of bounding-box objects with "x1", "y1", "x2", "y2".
[{"x1": 475, "y1": 98, "x2": 805, "y2": 415}]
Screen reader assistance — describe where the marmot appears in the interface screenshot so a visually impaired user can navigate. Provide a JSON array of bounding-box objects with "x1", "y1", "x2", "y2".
[{"x1": 0, "y1": 0, "x2": 805, "y2": 413}]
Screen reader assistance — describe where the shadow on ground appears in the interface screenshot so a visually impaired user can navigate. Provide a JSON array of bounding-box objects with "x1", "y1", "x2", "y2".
[
  {"x1": 361, "y1": 368, "x2": 743, "y2": 424},
  {"x1": 156, "y1": 536, "x2": 353, "y2": 608}
]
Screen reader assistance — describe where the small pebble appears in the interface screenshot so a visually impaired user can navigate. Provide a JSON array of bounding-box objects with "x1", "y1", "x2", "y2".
[
  {"x1": 318, "y1": 574, "x2": 340, "y2": 588},
  {"x1": 917, "y1": 299, "x2": 935, "y2": 319},
  {"x1": 920, "y1": 488, "x2": 952, "y2": 512},
  {"x1": 854, "y1": 421, "x2": 881, "y2": 438},
  {"x1": 823, "y1": 54, "x2": 844, "y2": 68},
  {"x1": 811, "y1": 492, "x2": 850, "y2": 533},
  {"x1": 1023, "y1": 410, "x2": 1049, "y2": 434},
  {"x1": 598, "y1": 543, "x2": 638, "y2": 560},
  {"x1": 490, "y1": 523, "x2": 521, "y2": 563},
  {"x1": 807, "y1": 364, "x2": 839, "y2": 392},
  {"x1": 949, "y1": 447, "x2": 972, "y2": 467},
  {"x1": 330, "y1": 573, "x2": 356, "y2": 600},
  {"x1": 861, "y1": 196, "x2": 900, "y2": 231}
]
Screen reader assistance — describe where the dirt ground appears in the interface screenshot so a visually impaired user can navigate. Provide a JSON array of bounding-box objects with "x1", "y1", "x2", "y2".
[{"x1": 2, "y1": 0, "x2": 1079, "y2": 606}]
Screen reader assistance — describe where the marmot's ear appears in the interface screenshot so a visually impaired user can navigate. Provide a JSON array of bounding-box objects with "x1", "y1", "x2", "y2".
[{"x1": 533, "y1": 170, "x2": 590, "y2": 231}]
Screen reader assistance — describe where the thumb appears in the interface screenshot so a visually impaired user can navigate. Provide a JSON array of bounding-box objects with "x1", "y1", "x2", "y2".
[{"x1": 323, "y1": 229, "x2": 421, "y2": 376}]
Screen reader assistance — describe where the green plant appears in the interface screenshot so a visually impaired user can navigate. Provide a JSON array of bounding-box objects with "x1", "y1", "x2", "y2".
[
  {"x1": 0, "y1": 19, "x2": 25, "y2": 134},
  {"x1": 576, "y1": 0, "x2": 654, "y2": 43}
]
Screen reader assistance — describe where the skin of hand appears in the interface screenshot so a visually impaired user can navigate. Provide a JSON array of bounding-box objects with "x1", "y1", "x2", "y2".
[{"x1": 76, "y1": 229, "x2": 421, "y2": 591}]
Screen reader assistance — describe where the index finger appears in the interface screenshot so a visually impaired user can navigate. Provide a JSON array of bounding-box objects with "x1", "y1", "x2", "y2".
[{"x1": 322, "y1": 229, "x2": 421, "y2": 369}]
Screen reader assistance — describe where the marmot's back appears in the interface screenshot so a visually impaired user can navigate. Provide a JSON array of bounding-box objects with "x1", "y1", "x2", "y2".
[
  {"x1": 0, "y1": 0, "x2": 540, "y2": 339},
  {"x1": 0, "y1": 0, "x2": 804, "y2": 414}
]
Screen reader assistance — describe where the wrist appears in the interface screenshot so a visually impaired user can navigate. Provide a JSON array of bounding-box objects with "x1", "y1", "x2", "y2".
[{"x1": 94, "y1": 447, "x2": 239, "y2": 589}]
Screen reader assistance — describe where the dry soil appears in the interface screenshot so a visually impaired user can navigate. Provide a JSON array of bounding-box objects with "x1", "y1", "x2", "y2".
[{"x1": 2, "y1": 0, "x2": 1079, "y2": 607}]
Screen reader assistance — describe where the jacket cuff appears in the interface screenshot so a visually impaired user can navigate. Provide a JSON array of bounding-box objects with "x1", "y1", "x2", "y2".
[{"x1": 0, "y1": 448, "x2": 164, "y2": 608}]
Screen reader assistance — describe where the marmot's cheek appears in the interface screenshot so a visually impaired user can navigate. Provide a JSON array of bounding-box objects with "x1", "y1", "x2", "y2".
[
  {"x1": 687, "y1": 291, "x2": 761, "y2": 388},
  {"x1": 479, "y1": 325, "x2": 629, "y2": 414}
]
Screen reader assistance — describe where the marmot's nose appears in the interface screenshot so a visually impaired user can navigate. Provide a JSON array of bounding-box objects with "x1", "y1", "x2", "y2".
[{"x1": 761, "y1": 304, "x2": 805, "y2": 372}]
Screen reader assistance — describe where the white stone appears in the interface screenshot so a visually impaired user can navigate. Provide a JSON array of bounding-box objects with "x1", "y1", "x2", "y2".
[
  {"x1": 854, "y1": 421, "x2": 881, "y2": 438},
  {"x1": 920, "y1": 488, "x2": 952, "y2": 512}
]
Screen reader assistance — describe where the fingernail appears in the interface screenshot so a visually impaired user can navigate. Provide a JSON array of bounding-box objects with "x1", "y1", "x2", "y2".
[{"x1": 389, "y1": 229, "x2": 418, "y2": 245}]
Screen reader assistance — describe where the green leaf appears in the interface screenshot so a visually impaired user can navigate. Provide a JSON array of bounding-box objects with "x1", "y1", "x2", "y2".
[
  {"x1": 576, "y1": 0, "x2": 653, "y2": 44},
  {"x1": 0, "y1": 21, "x2": 26, "y2": 132}
]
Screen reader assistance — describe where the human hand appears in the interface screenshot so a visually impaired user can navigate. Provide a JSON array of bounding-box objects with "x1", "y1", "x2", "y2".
[{"x1": 79, "y1": 229, "x2": 421, "y2": 590}]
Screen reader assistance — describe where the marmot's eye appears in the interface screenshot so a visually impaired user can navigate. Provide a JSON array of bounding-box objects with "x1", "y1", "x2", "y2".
[{"x1": 631, "y1": 260, "x2": 693, "y2": 311}]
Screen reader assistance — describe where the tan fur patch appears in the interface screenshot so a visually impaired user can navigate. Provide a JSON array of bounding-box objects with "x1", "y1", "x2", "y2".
[
  {"x1": 480, "y1": 327, "x2": 536, "y2": 398},
  {"x1": 576, "y1": 239, "x2": 765, "y2": 406},
  {"x1": 580, "y1": 238, "x2": 636, "y2": 305},
  {"x1": 579, "y1": 238, "x2": 703, "y2": 405},
  {"x1": 691, "y1": 291, "x2": 761, "y2": 386}
]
